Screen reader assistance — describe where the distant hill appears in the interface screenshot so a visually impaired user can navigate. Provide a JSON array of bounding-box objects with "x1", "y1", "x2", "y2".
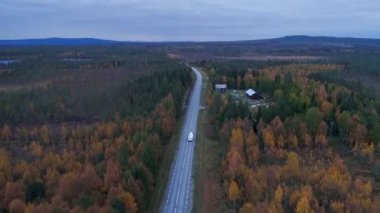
[
  {"x1": 164, "y1": 35, "x2": 380, "y2": 51},
  {"x1": 169, "y1": 35, "x2": 380, "y2": 60},
  {"x1": 234, "y1": 35, "x2": 380, "y2": 49},
  {"x1": 1, "y1": 36, "x2": 380, "y2": 49},
  {"x1": 0, "y1": 38, "x2": 120, "y2": 46}
]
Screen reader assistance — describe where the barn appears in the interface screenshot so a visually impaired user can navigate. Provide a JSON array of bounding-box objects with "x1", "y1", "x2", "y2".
[
  {"x1": 245, "y1": 89, "x2": 263, "y2": 100},
  {"x1": 215, "y1": 84, "x2": 227, "y2": 93}
]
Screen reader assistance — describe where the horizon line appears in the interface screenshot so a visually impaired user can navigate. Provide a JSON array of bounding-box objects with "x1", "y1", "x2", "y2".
[{"x1": 1, "y1": 35, "x2": 380, "y2": 43}]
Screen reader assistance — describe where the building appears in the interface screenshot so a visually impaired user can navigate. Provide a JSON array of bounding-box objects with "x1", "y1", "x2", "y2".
[
  {"x1": 245, "y1": 88, "x2": 263, "y2": 100},
  {"x1": 215, "y1": 84, "x2": 227, "y2": 93}
]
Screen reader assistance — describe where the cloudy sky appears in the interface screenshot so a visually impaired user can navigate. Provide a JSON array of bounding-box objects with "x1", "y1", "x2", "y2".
[{"x1": 0, "y1": 0, "x2": 379, "y2": 41}]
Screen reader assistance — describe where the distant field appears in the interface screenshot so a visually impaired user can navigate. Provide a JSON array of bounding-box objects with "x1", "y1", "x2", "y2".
[
  {"x1": 214, "y1": 55, "x2": 327, "y2": 61},
  {"x1": 0, "y1": 80, "x2": 52, "y2": 92},
  {"x1": 168, "y1": 52, "x2": 327, "y2": 61}
]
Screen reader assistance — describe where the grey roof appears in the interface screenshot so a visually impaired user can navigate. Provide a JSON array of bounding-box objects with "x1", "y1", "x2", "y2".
[
  {"x1": 215, "y1": 84, "x2": 227, "y2": 89},
  {"x1": 245, "y1": 89, "x2": 256, "y2": 96}
]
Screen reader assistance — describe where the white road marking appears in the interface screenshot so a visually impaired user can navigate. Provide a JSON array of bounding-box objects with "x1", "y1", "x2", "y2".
[
  {"x1": 185, "y1": 142, "x2": 195, "y2": 211},
  {"x1": 165, "y1": 127, "x2": 188, "y2": 212},
  {"x1": 165, "y1": 150, "x2": 179, "y2": 210},
  {"x1": 175, "y1": 142, "x2": 189, "y2": 207}
]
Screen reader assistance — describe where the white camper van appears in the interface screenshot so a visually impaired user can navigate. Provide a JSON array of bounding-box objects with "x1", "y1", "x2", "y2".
[{"x1": 187, "y1": 132, "x2": 194, "y2": 142}]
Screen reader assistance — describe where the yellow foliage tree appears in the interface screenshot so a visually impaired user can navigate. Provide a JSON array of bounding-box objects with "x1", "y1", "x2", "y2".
[
  {"x1": 330, "y1": 201, "x2": 344, "y2": 213},
  {"x1": 229, "y1": 180, "x2": 240, "y2": 211},
  {"x1": 263, "y1": 127, "x2": 275, "y2": 151},
  {"x1": 29, "y1": 141, "x2": 43, "y2": 157},
  {"x1": 274, "y1": 185, "x2": 284, "y2": 211},
  {"x1": 245, "y1": 130, "x2": 259, "y2": 168},
  {"x1": 118, "y1": 191, "x2": 138, "y2": 213},
  {"x1": 0, "y1": 149, "x2": 12, "y2": 186},
  {"x1": 230, "y1": 128, "x2": 244, "y2": 154},
  {"x1": 284, "y1": 152, "x2": 300, "y2": 183},
  {"x1": 240, "y1": 202, "x2": 254, "y2": 213},
  {"x1": 229, "y1": 180, "x2": 240, "y2": 200},
  {"x1": 295, "y1": 196, "x2": 313, "y2": 213}
]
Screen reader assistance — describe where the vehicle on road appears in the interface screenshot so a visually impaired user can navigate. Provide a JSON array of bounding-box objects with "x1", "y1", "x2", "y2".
[{"x1": 188, "y1": 131, "x2": 194, "y2": 142}]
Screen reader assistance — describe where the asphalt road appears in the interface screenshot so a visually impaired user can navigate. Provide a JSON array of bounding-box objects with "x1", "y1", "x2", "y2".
[{"x1": 161, "y1": 66, "x2": 202, "y2": 213}]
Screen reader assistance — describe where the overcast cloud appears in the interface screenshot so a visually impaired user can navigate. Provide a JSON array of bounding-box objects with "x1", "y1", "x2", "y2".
[{"x1": 0, "y1": 0, "x2": 379, "y2": 41}]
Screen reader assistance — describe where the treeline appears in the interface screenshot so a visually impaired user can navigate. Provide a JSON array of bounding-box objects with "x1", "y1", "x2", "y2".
[
  {"x1": 0, "y1": 46, "x2": 192, "y2": 212},
  {"x1": 309, "y1": 53, "x2": 380, "y2": 98},
  {"x1": 204, "y1": 62, "x2": 380, "y2": 212},
  {"x1": 0, "y1": 46, "x2": 172, "y2": 84},
  {"x1": 202, "y1": 60, "x2": 291, "y2": 90},
  {"x1": 334, "y1": 54, "x2": 380, "y2": 77},
  {"x1": 202, "y1": 60, "x2": 336, "y2": 92}
]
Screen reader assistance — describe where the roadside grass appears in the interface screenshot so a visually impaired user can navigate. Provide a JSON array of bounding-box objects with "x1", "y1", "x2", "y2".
[
  {"x1": 0, "y1": 79, "x2": 53, "y2": 93},
  {"x1": 193, "y1": 70, "x2": 227, "y2": 213},
  {"x1": 193, "y1": 111, "x2": 227, "y2": 213}
]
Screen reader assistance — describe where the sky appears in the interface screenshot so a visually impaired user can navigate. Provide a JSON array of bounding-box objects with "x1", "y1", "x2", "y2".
[{"x1": 0, "y1": 0, "x2": 379, "y2": 41}]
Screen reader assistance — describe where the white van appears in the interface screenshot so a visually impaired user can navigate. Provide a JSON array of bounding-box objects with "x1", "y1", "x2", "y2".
[{"x1": 188, "y1": 132, "x2": 194, "y2": 142}]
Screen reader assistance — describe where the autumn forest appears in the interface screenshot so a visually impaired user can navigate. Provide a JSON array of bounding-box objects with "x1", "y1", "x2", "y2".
[
  {"x1": 1, "y1": 38, "x2": 380, "y2": 213},
  {"x1": 0, "y1": 45, "x2": 191, "y2": 212},
  {"x1": 196, "y1": 51, "x2": 380, "y2": 212}
]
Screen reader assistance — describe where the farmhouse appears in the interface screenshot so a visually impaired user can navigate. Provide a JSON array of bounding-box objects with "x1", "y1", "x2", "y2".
[
  {"x1": 245, "y1": 88, "x2": 263, "y2": 100},
  {"x1": 215, "y1": 84, "x2": 227, "y2": 93}
]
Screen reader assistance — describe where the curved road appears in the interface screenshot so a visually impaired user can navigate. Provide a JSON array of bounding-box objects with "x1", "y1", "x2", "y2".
[{"x1": 161, "y1": 66, "x2": 202, "y2": 213}]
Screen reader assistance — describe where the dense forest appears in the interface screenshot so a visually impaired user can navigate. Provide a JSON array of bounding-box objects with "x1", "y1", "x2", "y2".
[
  {"x1": 198, "y1": 56, "x2": 380, "y2": 212},
  {"x1": 309, "y1": 53, "x2": 380, "y2": 97},
  {"x1": 0, "y1": 46, "x2": 192, "y2": 212},
  {"x1": 1, "y1": 40, "x2": 380, "y2": 212}
]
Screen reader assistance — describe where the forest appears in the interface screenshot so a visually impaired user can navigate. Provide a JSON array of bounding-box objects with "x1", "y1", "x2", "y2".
[
  {"x1": 0, "y1": 45, "x2": 192, "y2": 212},
  {"x1": 197, "y1": 54, "x2": 380, "y2": 212},
  {"x1": 1, "y1": 39, "x2": 380, "y2": 213}
]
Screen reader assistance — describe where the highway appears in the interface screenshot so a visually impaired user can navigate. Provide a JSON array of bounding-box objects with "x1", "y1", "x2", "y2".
[{"x1": 161, "y1": 66, "x2": 202, "y2": 213}]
